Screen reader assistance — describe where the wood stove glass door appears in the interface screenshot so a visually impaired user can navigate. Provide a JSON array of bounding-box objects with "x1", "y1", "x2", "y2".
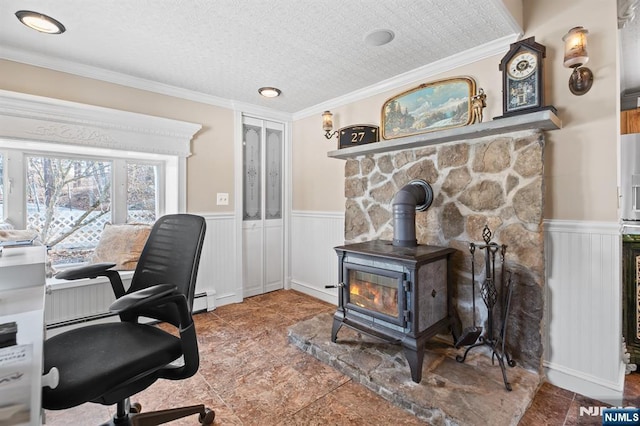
[
  {"x1": 344, "y1": 262, "x2": 406, "y2": 327},
  {"x1": 242, "y1": 116, "x2": 284, "y2": 298}
]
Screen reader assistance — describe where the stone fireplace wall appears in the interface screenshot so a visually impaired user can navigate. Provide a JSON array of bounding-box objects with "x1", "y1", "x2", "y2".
[{"x1": 343, "y1": 129, "x2": 545, "y2": 371}]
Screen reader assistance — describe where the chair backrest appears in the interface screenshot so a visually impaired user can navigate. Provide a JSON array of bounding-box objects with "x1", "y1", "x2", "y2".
[{"x1": 127, "y1": 214, "x2": 206, "y2": 325}]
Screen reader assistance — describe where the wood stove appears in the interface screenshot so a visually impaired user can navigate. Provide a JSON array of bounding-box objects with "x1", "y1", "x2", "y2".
[{"x1": 331, "y1": 239, "x2": 456, "y2": 383}]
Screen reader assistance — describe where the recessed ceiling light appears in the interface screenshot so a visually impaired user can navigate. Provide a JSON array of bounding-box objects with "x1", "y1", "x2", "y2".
[
  {"x1": 258, "y1": 87, "x2": 281, "y2": 98},
  {"x1": 364, "y1": 29, "x2": 395, "y2": 47},
  {"x1": 15, "y1": 10, "x2": 66, "y2": 34}
]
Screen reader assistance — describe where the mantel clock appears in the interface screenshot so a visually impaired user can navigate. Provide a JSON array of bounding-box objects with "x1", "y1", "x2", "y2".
[{"x1": 497, "y1": 37, "x2": 555, "y2": 118}]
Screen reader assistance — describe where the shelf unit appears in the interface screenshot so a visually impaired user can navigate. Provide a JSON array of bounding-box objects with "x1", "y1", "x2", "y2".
[{"x1": 327, "y1": 109, "x2": 561, "y2": 160}]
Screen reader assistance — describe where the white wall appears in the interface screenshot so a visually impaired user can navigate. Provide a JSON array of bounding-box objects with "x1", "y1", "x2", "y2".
[
  {"x1": 288, "y1": 0, "x2": 623, "y2": 406},
  {"x1": 287, "y1": 215, "x2": 625, "y2": 403},
  {"x1": 46, "y1": 214, "x2": 240, "y2": 326},
  {"x1": 289, "y1": 211, "x2": 344, "y2": 304},
  {"x1": 3, "y1": 0, "x2": 624, "y2": 406},
  {"x1": 543, "y1": 220, "x2": 623, "y2": 403}
]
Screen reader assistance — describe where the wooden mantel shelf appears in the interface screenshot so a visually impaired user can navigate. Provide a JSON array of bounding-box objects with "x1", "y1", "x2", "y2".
[{"x1": 327, "y1": 109, "x2": 561, "y2": 160}]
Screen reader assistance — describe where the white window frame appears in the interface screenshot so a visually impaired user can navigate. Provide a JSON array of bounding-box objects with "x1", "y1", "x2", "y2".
[
  {"x1": 0, "y1": 89, "x2": 201, "y2": 285},
  {"x1": 1, "y1": 143, "x2": 171, "y2": 230}
]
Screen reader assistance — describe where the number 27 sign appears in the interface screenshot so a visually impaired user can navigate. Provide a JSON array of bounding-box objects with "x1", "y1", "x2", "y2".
[{"x1": 338, "y1": 125, "x2": 379, "y2": 149}]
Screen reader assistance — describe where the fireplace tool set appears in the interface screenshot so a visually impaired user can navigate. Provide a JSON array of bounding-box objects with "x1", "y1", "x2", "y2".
[{"x1": 455, "y1": 225, "x2": 515, "y2": 391}]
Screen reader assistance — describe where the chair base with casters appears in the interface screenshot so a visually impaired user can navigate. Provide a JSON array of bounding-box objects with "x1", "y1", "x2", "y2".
[
  {"x1": 42, "y1": 214, "x2": 214, "y2": 426},
  {"x1": 102, "y1": 400, "x2": 214, "y2": 426}
]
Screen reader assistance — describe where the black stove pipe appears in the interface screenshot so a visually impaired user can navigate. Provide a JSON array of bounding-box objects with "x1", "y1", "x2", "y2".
[{"x1": 392, "y1": 179, "x2": 433, "y2": 247}]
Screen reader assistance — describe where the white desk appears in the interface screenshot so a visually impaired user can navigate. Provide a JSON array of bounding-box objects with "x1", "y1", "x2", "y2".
[{"x1": 0, "y1": 246, "x2": 46, "y2": 426}]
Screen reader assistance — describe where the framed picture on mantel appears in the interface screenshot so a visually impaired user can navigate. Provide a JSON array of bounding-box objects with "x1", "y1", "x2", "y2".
[{"x1": 381, "y1": 77, "x2": 476, "y2": 140}]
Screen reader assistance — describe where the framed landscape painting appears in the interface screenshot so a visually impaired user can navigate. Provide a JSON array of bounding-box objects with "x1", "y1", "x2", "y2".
[{"x1": 381, "y1": 77, "x2": 476, "y2": 139}]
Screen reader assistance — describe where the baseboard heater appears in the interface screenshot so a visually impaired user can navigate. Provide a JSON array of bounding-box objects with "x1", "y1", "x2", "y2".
[
  {"x1": 46, "y1": 312, "x2": 117, "y2": 330},
  {"x1": 46, "y1": 292, "x2": 209, "y2": 330}
]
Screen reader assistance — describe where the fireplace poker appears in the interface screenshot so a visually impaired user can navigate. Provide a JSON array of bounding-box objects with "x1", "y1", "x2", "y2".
[
  {"x1": 496, "y1": 245, "x2": 516, "y2": 368},
  {"x1": 455, "y1": 243, "x2": 482, "y2": 348},
  {"x1": 499, "y1": 270, "x2": 516, "y2": 367}
]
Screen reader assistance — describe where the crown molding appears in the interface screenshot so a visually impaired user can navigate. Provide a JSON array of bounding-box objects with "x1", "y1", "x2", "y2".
[
  {"x1": 0, "y1": 45, "x2": 237, "y2": 109},
  {"x1": 230, "y1": 100, "x2": 293, "y2": 122},
  {"x1": 0, "y1": 45, "x2": 298, "y2": 119},
  {"x1": 1, "y1": 29, "x2": 520, "y2": 122},
  {"x1": 292, "y1": 33, "x2": 521, "y2": 121}
]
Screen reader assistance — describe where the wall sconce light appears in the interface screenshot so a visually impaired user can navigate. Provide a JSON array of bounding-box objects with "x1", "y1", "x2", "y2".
[
  {"x1": 562, "y1": 26, "x2": 594, "y2": 96},
  {"x1": 322, "y1": 111, "x2": 338, "y2": 139}
]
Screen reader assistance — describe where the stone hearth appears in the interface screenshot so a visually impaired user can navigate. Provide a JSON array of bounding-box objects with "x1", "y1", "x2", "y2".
[{"x1": 289, "y1": 313, "x2": 540, "y2": 425}]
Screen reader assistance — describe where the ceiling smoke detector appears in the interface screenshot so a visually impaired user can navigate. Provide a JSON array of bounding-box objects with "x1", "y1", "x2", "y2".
[{"x1": 364, "y1": 29, "x2": 395, "y2": 46}]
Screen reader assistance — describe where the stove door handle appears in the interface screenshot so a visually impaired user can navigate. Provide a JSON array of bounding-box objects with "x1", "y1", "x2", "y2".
[{"x1": 325, "y1": 282, "x2": 344, "y2": 289}]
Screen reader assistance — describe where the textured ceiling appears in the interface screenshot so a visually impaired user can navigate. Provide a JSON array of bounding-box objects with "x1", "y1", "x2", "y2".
[{"x1": 0, "y1": 1, "x2": 522, "y2": 113}]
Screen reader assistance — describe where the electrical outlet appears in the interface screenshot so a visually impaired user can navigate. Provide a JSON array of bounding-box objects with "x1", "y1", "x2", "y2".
[{"x1": 216, "y1": 192, "x2": 229, "y2": 205}]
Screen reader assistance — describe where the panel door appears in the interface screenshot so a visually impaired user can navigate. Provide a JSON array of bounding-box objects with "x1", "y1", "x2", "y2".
[{"x1": 242, "y1": 116, "x2": 284, "y2": 297}]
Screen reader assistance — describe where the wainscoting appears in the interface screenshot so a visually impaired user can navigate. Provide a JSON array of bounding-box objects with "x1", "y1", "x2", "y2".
[
  {"x1": 45, "y1": 211, "x2": 343, "y2": 326},
  {"x1": 288, "y1": 212, "x2": 625, "y2": 403},
  {"x1": 195, "y1": 213, "x2": 237, "y2": 306},
  {"x1": 45, "y1": 213, "x2": 238, "y2": 327},
  {"x1": 45, "y1": 275, "x2": 129, "y2": 326},
  {"x1": 289, "y1": 211, "x2": 344, "y2": 304},
  {"x1": 44, "y1": 210, "x2": 625, "y2": 404},
  {"x1": 543, "y1": 219, "x2": 624, "y2": 404}
]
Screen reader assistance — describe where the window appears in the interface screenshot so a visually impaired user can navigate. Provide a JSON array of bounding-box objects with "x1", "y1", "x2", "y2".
[
  {"x1": 127, "y1": 162, "x2": 158, "y2": 224},
  {"x1": 26, "y1": 155, "x2": 112, "y2": 265},
  {"x1": 0, "y1": 90, "x2": 199, "y2": 272},
  {"x1": 0, "y1": 152, "x2": 4, "y2": 219},
  {"x1": 1, "y1": 143, "x2": 174, "y2": 267}
]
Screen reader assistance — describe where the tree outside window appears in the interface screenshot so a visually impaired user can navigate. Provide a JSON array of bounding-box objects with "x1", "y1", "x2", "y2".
[
  {"x1": 27, "y1": 156, "x2": 112, "y2": 265},
  {"x1": 127, "y1": 162, "x2": 157, "y2": 224},
  {"x1": 25, "y1": 156, "x2": 159, "y2": 266}
]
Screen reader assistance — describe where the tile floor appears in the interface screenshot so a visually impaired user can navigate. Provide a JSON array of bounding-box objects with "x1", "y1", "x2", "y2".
[
  {"x1": 519, "y1": 371, "x2": 640, "y2": 426},
  {"x1": 44, "y1": 289, "x2": 640, "y2": 425},
  {"x1": 288, "y1": 312, "x2": 539, "y2": 424}
]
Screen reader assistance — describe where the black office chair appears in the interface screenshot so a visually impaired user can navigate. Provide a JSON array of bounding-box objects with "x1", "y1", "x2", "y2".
[{"x1": 42, "y1": 214, "x2": 214, "y2": 425}]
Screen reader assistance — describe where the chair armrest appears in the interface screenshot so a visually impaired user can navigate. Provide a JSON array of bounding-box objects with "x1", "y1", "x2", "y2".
[
  {"x1": 109, "y1": 284, "x2": 178, "y2": 314},
  {"x1": 55, "y1": 262, "x2": 117, "y2": 280},
  {"x1": 111, "y1": 283, "x2": 200, "y2": 380},
  {"x1": 55, "y1": 262, "x2": 127, "y2": 298}
]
